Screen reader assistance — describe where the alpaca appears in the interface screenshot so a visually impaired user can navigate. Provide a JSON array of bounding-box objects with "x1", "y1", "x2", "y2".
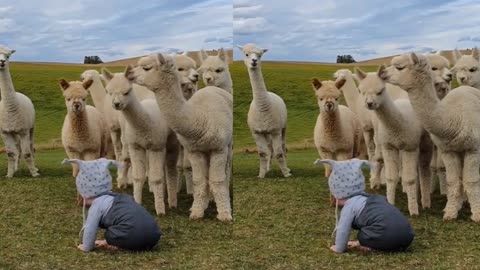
[
  {"x1": 451, "y1": 48, "x2": 480, "y2": 89},
  {"x1": 355, "y1": 66, "x2": 433, "y2": 216},
  {"x1": 237, "y1": 43, "x2": 291, "y2": 178},
  {"x1": 385, "y1": 52, "x2": 480, "y2": 222},
  {"x1": 426, "y1": 52, "x2": 453, "y2": 195},
  {"x1": 131, "y1": 53, "x2": 233, "y2": 222},
  {"x1": 60, "y1": 79, "x2": 107, "y2": 177},
  {"x1": 311, "y1": 78, "x2": 362, "y2": 179},
  {"x1": 0, "y1": 45, "x2": 39, "y2": 178},
  {"x1": 80, "y1": 70, "x2": 115, "y2": 159},
  {"x1": 198, "y1": 48, "x2": 233, "y2": 93},
  {"x1": 102, "y1": 66, "x2": 178, "y2": 215},
  {"x1": 174, "y1": 52, "x2": 200, "y2": 194}
]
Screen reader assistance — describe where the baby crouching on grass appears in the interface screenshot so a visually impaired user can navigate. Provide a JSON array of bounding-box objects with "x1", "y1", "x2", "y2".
[
  {"x1": 314, "y1": 158, "x2": 415, "y2": 254},
  {"x1": 62, "y1": 158, "x2": 161, "y2": 252}
]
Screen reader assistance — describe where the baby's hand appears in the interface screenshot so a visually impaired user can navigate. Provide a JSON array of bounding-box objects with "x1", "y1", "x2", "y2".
[
  {"x1": 347, "y1": 241, "x2": 360, "y2": 249},
  {"x1": 95, "y1": 240, "x2": 107, "y2": 247},
  {"x1": 77, "y1": 244, "x2": 86, "y2": 252},
  {"x1": 329, "y1": 245, "x2": 339, "y2": 253}
]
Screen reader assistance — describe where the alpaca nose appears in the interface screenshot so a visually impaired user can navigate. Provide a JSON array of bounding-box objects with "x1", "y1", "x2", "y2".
[
  {"x1": 113, "y1": 102, "x2": 121, "y2": 109},
  {"x1": 0, "y1": 60, "x2": 5, "y2": 65},
  {"x1": 73, "y1": 102, "x2": 81, "y2": 110},
  {"x1": 325, "y1": 102, "x2": 334, "y2": 110},
  {"x1": 460, "y1": 76, "x2": 466, "y2": 83},
  {"x1": 366, "y1": 101, "x2": 374, "y2": 109},
  {"x1": 206, "y1": 77, "x2": 212, "y2": 83}
]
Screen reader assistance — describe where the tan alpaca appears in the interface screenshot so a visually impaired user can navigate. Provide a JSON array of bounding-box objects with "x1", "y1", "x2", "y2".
[{"x1": 60, "y1": 79, "x2": 107, "y2": 177}]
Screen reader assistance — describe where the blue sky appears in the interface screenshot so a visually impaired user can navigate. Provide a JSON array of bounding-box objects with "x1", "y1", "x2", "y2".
[
  {"x1": 234, "y1": 0, "x2": 480, "y2": 62},
  {"x1": 0, "y1": 0, "x2": 232, "y2": 62}
]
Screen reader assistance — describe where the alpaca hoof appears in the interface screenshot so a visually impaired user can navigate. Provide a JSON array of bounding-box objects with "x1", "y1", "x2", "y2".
[
  {"x1": 217, "y1": 212, "x2": 233, "y2": 222},
  {"x1": 190, "y1": 209, "x2": 205, "y2": 220},
  {"x1": 471, "y1": 213, "x2": 480, "y2": 223},
  {"x1": 283, "y1": 172, "x2": 292, "y2": 178},
  {"x1": 168, "y1": 201, "x2": 178, "y2": 209},
  {"x1": 257, "y1": 174, "x2": 266, "y2": 179},
  {"x1": 5, "y1": 174, "x2": 13, "y2": 178},
  {"x1": 31, "y1": 172, "x2": 40, "y2": 177},
  {"x1": 443, "y1": 211, "x2": 458, "y2": 221},
  {"x1": 155, "y1": 208, "x2": 166, "y2": 216}
]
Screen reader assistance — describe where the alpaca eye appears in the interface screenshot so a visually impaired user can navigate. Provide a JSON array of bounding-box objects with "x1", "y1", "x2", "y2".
[
  {"x1": 143, "y1": 66, "x2": 152, "y2": 71},
  {"x1": 215, "y1": 68, "x2": 224, "y2": 73},
  {"x1": 246, "y1": 54, "x2": 249, "y2": 57},
  {"x1": 319, "y1": 98, "x2": 323, "y2": 101},
  {"x1": 82, "y1": 98, "x2": 86, "y2": 101},
  {"x1": 396, "y1": 66, "x2": 405, "y2": 71},
  {"x1": 470, "y1": 67, "x2": 477, "y2": 72},
  {"x1": 67, "y1": 98, "x2": 71, "y2": 101},
  {"x1": 335, "y1": 98, "x2": 339, "y2": 101},
  {"x1": 178, "y1": 68, "x2": 184, "y2": 71},
  {"x1": 123, "y1": 91, "x2": 129, "y2": 96},
  {"x1": 432, "y1": 67, "x2": 438, "y2": 71}
]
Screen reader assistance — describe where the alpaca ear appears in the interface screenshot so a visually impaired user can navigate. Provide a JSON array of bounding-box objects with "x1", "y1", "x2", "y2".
[
  {"x1": 311, "y1": 78, "x2": 322, "y2": 90},
  {"x1": 218, "y1": 48, "x2": 227, "y2": 62},
  {"x1": 411, "y1": 52, "x2": 419, "y2": 65},
  {"x1": 436, "y1": 50, "x2": 442, "y2": 55},
  {"x1": 182, "y1": 51, "x2": 188, "y2": 56},
  {"x1": 199, "y1": 49, "x2": 208, "y2": 63},
  {"x1": 124, "y1": 65, "x2": 135, "y2": 81},
  {"x1": 156, "y1": 53, "x2": 166, "y2": 65},
  {"x1": 335, "y1": 78, "x2": 346, "y2": 89},
  {"x1": 59, "y1": 79, "x2": 70, "y2": 91},
  {"x1": 377, "y1": 65, "x2": 388, "y2": 81},
  {"x1": 473, "y1": 47, "x2": 480, "y2": 61},
  {"x1": 101, "y1": 68, "x2": 114, "y2": 82},
  {"x1": 354, "y1": 67, "x2": 367, "y2": 81},
  {"x1": 83, "y1": 79, "x2": 94, "y2": 90},
  {"x1": 10, "y1": 49, "x2": 15, "y2": 55},
  {"x1": 262, "y1": 48, "x2": 268, "y2": 54},
  {"x1": 235, "y1": 45, "x2": 244, "y2": 52},
  {"x1": 453, "y1": 48, "x2": 462, "y2": 63}
]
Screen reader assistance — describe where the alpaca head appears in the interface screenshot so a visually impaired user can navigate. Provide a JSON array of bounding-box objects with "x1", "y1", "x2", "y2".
[
  {"x1": 174, "y1": 52, "x2": 198, "y2": 100},
  {"x1": 59, "y1": 79, "x2": 93, "y2": 114},
  {"x1": 102, "y1": 66, "x2": 135, "y2": 110},
  {"x1": 236, "y1": 43, "x2": 268, "y2": 69},
  {"x1": 333, "y1": 69, "x2": 353, "y2": 82},
  {"x1": 197, "y1": 48, "x2": 231, "y2": 87},
  {"x1": 80, "y1": 70, "x2": 102, "y2": 83},
  {"x1": 311, "y1": 78, "x2": 345, "y2": 113},
  {"x1": 384, "y1": 53, "x2": 431, "y2": 91},
  {"x1": 131, "y1": 53, "x2": 180, "y2": 92},
  {"x1": 0, "y1": 45, "x2": 16, "y2": 70},
  {"x1": 354, "y1": 66, "x2": 389, "y2": 110},
  {"x1": 426, "y1": 52, "x2": 452, "y2": 99},
  {"x1": 451, "y1": 48, "x2": 480, "y2": 87}
]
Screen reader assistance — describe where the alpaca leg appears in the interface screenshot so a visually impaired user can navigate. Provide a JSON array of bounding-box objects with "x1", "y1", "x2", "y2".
[
  {"x1": 319, "y1": 150, "x2": 334, "y2": 178},
  {"x1": 370, "y1": 134, "x2": 384, "y2": 188},
  {"x1": 281, "y1": 128, "x2": 289, "y2": 173},
  {"x1": 430, "y1": 147, "x2": 438, "y2": 193},
  {"x1": 419, "y1": 134, "x2": 433, "y2": 208},
  {"x1": 116, "y1": 135, "x2": 131, "y2": 188},
  {"x1": 111, "y1": 129, "x2": 122, "y2": 161},
  {"x1": 462, "y1": 151, "x2": 480, "y2": 222},
  {"x1": 253, "y1": 133, "x2": 270, "y2": 178},
  {"x1": 401, "y1": 150, "x2": 419, "y2": 216},
  {"x1": 148, "y1": 150, "x2": 167, "y2": 215},
  {"x1": 130, "y1": 146, "x2": 147, "y2": 205},
  {"x1": 1, "y1": 133, "x2": 20, "y2": 178},
  {"x1": 18, "y1": 132, "x2": 39, "y2": 177},
  {"x1": 272, "y1": 132, "x2": 291, "y2": 177},
  {"x1": 65, "y1": 150, "x2": 81, "y2": 177},
  {"x1": 176, "y1": 145, "x2": 184, "y2": 193},
  {"x1": 383, "y1": 147, "x2": 400, "y2": 205},
  {"x1": 183, "y1": 149, "x2": 193, "y2": 194},
  {"x1": 266, "y1": 134, "x2": 273, "y2": 173},
  {"x1": 189, "y1": 151, "x2": 210, "y2": 219},
  {"x1": 437, "y1": 150, "x2": 447, "y2": 195},
  {"x1": 165, "y1": 135, "x2": 179, "y2": 208},
  {"x1": 364, "y1": 130, "x2": 375, "y2": 162},
  {"x1": 209, "y1": 147, "x2": 232, "y2": 222},
  {"x1": 442, "y1": 152, "x2": 463, "y2": 220}
]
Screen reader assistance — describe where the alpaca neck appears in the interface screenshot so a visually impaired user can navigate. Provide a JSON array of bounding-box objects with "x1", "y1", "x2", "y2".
[
  {"x1": 321, "y1": 110, "x2": 342, "y2": 138},
  {"x1": 89, "y1": 79, "x2": 106, "y2": 112},
  {"x1": 340, "y1": 76, "x2": 360, "y2": 113},
  {"x1": 248, "y1": 66, "x2": 271, "y2": 112},
  {"x1": 152, "y1": 72, "x2": 200, "y2": 139},
  {"x1": 407, "y1": 75, "x2": 459, "y2": 137},
  {"x1": 121, "y1": 97, "x2": 151, "y2": 133},
  {"x1": 0, "y1": 67, "x2": 18, "y2": 110},
  {"x1": 374, "y1": 94, "x2": 406, "y2": 133},
  {"x1": 222, "y1": 71, "x2": 233, "y2": 93},
  {"x1": 69, "y1": 110, "x2": 89, "y2": 138}
]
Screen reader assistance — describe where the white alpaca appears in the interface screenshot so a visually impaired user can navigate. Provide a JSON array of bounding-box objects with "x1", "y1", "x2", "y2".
[
  {"x1": 451, "y1": 48, "x2": 480, "y2": 89},
  {"x1": 60, "y1": 79, "x2": 107, "y2": 177},
  {"x1": 132, "y1": 53, "x2": 233, "y2": 222},
  {"x1": 385, "y1": 52, "x2": 480, "y2": 222},
  {"x1": 173, "y1": 52, "x2": 200, "y2": 195},
  {"x1": 355, "y1": 66, "x2": 433, "y2": 216},
  {"x1": 102, "y1": 66, "x2": 177, "y2": 215},
  {"x1": 311, "y1": 78, "x2": 362, "y2": 179},
  {"x1": 198, "y1": 48, "x2": 233, "y2": 93},
  {"x1": 426, "y1": 52, "x2": 453, "y2": 195},
  {"x1": 237, "y1": 44, "x2": 291, "y2": 178},
  {"x1": 0, "y1": 46, "x2": 39, "y2": 177},
  {"x1": 80, "y1": 70, "x2": 115, "y2": 159}
]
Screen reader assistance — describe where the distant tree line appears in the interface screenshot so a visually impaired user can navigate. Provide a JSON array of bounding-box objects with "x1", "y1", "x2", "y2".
[
  {"x1": 336, "y1": 55, "x2": 356, "y2": 63},
  {"x1": 84, "y1": 56, "x2": 103, "y2": 64}
]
